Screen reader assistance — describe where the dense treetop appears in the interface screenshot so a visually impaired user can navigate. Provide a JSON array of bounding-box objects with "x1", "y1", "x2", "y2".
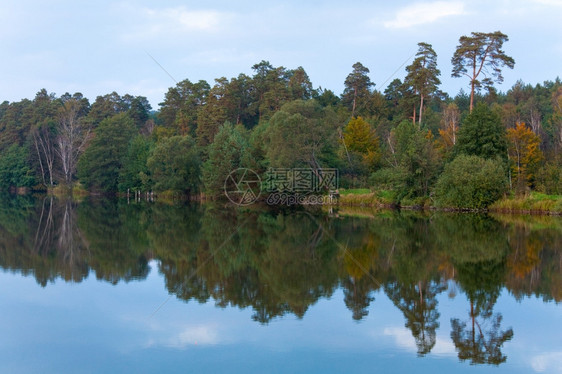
[{"x1": 0, "y1": 31, "x2": 561, "y2": 208}]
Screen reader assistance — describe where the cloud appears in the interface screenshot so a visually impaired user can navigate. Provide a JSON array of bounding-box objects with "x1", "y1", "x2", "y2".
[
  {"x1": 530, "y1": 352, "x2": 562, "y2": 373},
  {"x1": 383, "y1": 327, "x2": 456, "y2": 356},
  {"x1": 384, "y1": 1, "x2": 466, "y2": 29},
  {"x1": 144, "y1": 7, "x2": 223, "y2": 32},
  {"x1": 141, "y1": 323, "x2": 221, "y2": 349},
  {"x1": 167, "y1": 325, "x2": 220, "y2": 348},
  {"x1": 120, "y1": 5, "x2": 231, "y2": 42},
  {"x1": 529, "y1": 0, "x2": 562, "y2": 5},
  {"x1": 383, "y1": 327, "x2": 416, "y2": 351}
]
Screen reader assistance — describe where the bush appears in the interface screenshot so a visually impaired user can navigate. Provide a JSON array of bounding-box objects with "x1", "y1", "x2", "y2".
[
  {"x1": 434, "y1": 155, "x2": 507, "y2": 209},
  {"x1": 147, "y1": 135, "x2": 200, "y2": 194},
  {"x1": 535, "y1": 162, "x2": 562, "y2": 195}
]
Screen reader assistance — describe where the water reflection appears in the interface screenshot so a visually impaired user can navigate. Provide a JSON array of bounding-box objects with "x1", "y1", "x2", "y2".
[{"x1": 1, "y1": 196, "x2": 561, "y2": 365}]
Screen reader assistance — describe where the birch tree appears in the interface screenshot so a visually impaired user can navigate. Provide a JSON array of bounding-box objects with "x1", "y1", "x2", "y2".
[{"x1": 56, "y1": 99, "x2": 91, "y2": 186}]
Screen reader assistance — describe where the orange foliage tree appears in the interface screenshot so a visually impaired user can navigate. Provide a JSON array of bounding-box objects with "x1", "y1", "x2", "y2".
[{"x1": 507, "y1": 122, "x2": 543, "y2": 191}]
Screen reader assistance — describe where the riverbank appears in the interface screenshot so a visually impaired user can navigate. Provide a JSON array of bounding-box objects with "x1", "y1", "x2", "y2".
[{"x1": 337, "y1": 189, "x2": 562, "y2": 215}]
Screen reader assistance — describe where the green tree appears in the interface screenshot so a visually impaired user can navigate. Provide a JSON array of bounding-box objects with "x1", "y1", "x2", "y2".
[
  {"x1": 88, "y1": 92, "x2": 127, "y2": 126},
  {"x1": 384, "y1": 78, "x2": 404, "y2": 121},
  {"x1": 147, "y1": 135, "x2": 200, "y2": 194},
  {"x1": 196, "y1": 78, "x2": 231, "y2": 149},
  {"x1": 288, "y1": 66, "x2": 314, "y2": 100},
  {"x1": 77, "y1": 113, "x2": 135, "y2": 193},
  {"x1": 261, "y1": 100, "x2": 338, "y2": 174},
  {"x1": 455, "y1": 103, "x2": 508, "y2": 160},
  {"x1": 404, "y1": 42, "x2": 441, "y2": 125},
  {"x1": 451, "y1": 31, "x2": 515, "y2": 112},
  {"x1": 0, "y1": 143, "x2": 35, "y2": 190},
  {"x1": 118, "y1": 135, "x2": 154, "y2": 193},
  {"x1": 202, "y1": 123, "x2": 252, "y2": 198},
  {"x1": 159, "y1": 79, "x2": 210, "y2": 136},
  {"x1": 127, "y1": 96, "x2": 152, "y2": 129},
  {"x1": 535, "y1": 161, "x2": 562, "y2": 195},
  {"x1": 250, "y1": 61, "x2": 292, "y2": 123},
  {"x1": 374, "y1": 121, "x2": 439, "y2": 201},
  {"x1": 434, "y1": 155, "x2": 507, "y2": 209},
  {"x1": 342, "y1": 62, "x2": 374, "y2": 118}
]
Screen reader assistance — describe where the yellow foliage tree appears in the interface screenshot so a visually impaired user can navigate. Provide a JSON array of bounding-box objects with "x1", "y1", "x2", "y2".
[
  {"x1": 436, "y1": 103, "x2": 460, "y2": 156},
  {"x1": 507, "y1": 122, "x2": 543, "y2": 191},
  {"x1": 343, "y1": 116, "x2": 380, "y2": 170}
]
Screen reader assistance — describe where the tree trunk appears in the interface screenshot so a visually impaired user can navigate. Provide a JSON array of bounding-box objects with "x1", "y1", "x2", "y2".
[
  {"x1": 351, "y1": 86, "x2": 357, "y2": 118},
  {"x1": 470, "y1": 58, "x2": 476, "y2": 112},
  {"x1": 419, "y1": 94, "x2": 424, "y2": 125}
]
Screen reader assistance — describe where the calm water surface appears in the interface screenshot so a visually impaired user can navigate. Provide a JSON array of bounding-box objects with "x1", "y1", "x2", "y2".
[{"x1": 0, "y1": 196, "x2": 561, "y2": 373}]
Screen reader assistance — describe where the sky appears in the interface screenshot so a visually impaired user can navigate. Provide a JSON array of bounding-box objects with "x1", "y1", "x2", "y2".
[{"x1": 1, "y1": 0, "x2": 562, "y2": 109}]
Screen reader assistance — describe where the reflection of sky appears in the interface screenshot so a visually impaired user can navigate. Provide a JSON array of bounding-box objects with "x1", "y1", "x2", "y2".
[{"x1": 1, "y1": 261, "x2": 561, "y2": 374}]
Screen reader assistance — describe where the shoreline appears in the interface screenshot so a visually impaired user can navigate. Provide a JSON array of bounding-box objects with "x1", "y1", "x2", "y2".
[{"x1": 336, "y1": 192, "x2": 562, "y2": 216}]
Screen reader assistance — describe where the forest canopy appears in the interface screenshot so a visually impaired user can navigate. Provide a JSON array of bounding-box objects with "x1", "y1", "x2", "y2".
[{"x1": 1, "y1": 31, "x2": 561, "y2": 208}]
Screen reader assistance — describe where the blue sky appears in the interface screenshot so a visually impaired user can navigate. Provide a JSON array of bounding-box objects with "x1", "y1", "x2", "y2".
[{"x1": 1, "y1": 0, "x2": 561, "y2": 108}]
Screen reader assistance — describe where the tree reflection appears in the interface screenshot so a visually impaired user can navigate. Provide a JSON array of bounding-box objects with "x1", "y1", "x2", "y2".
[
  {"x1": 383, "y1": 215, "x2": 446, "y2": 356},
  {"x1": 2, "y1": 196, "x2": 562, "y2": 364},
  {"x1": 338, "y1": 219, "x2": 381, "y2": 321},
  {"x1": 0, "y1": 195, "x2": 89, "y2": 285},
  {"x1": 451, "y1": 313, "x2": 513, "y2": 365},
  {"x1": 451, "y1": 244, "x2": 514, "y2": 365},
  {"x1": 77, "y1": 198, "x2": 151, "y2": 283},
  {"x1": 157, "y1": 206, "x2": 340, "y2": 324}
]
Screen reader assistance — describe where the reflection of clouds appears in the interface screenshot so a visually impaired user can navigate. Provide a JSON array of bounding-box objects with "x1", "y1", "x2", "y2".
[
  {"x1": 167, "y1": 325, "x2": 219, "y2": 348},
  {"x1": 431, "y1": 337, "x2": 456, "y2": 356},
  {"x1": 144, "y1": 323, "x2": 220, "y2": 349},
  {"x1": 530, "y1": 352, "x2": 562, "y2": 373},
  {"x1": 383, "y1": 327, "x2": 455, "y2": 356},
  {"x1": 383, "y1": 327, "x2": 416, "y2": 351}
]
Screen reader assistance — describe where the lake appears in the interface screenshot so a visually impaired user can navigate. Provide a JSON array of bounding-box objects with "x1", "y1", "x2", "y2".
[{"x1": 0, "y1": 195, "x2": 561, "y2": 373}]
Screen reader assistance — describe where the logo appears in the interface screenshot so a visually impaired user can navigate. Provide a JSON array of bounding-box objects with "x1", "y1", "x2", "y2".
[{"x1": 224, "y1": 168, "x2": 262, "y2": 206}]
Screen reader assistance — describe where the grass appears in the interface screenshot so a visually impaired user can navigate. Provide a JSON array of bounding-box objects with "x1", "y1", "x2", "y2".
[
  {"x1": 339, "y1": 188, "x2": 372, "y2": 195},
  {"x1": 337, "y1": 188, "x2": 562, "y2": 214},
  {"x1": 337, "y1": 189, "x2": 397, "y2": 207},
  {"x1": 48, "y1": 183, "x2": 89, "y2": 198},
  {"x1": 490, "y1": 191, "x2": 562, "y2": 214}
]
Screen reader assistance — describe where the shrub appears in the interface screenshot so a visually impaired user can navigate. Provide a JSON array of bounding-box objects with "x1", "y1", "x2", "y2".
[
  {"x1": 535, "y1": 162, "x2": 562, "y2": 195},
  {"x1": 434, "y1": 155, "x2": 507, "y2": 209}
]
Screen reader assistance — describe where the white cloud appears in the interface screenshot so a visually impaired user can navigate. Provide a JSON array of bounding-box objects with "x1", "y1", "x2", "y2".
[
  {"x1": 384, "y1": 327, "x2": 417, "y2": 351},
  {"x1": 530, "y1": 0, "x2": 562, "y2": 5},
  {"x1": 530, "y1": 352, "x2": 562, "y2": 373},
  {"x1": 383, "y1": 327, "x2": 456, "y2": 356},
  {"x1": 144, "y1": 7, "x2": 223, "y2": 32},
  {"x1": 120, "y1": 5, "x2": 231, "y2": 42},
  {"x1": 140, "y1": 322, "x2": 221, "y2": 349},
  {"x1": 384, "y1": 1, "x2": 466, "y2": 29},
  {"x1": 166, "y1": 324, "x2": 220, "y2": 348}
]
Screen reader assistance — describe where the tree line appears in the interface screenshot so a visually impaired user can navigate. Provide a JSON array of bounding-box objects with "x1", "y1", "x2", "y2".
[{"x1": 1, "y1": 31, "x2": 561, "y2": 207}]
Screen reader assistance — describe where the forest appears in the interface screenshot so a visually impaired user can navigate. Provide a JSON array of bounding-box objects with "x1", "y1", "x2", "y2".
[{"x1": 1, "y1": 31, "x2": 561, "y2": 208}]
